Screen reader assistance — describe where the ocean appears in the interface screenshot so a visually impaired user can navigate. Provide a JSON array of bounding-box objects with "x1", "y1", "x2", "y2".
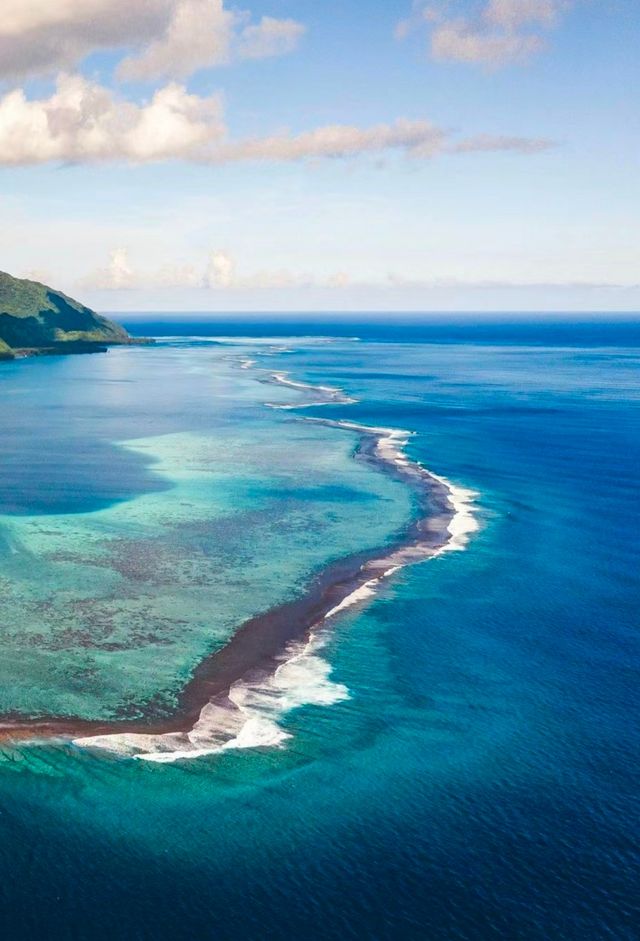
[{"x1": 0, "y1": 320, "x2": 637, "y2": 939}]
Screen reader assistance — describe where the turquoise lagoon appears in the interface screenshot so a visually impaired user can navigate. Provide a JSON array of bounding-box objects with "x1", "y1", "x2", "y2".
[{"x1": 0, "y1": 340, "x2": 413, "y2": 721}]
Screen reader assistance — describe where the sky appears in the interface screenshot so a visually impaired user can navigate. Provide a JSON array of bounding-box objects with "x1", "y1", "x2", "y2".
[{"x1": 0, "y1": 0, "x2": 638, "y2": 314}]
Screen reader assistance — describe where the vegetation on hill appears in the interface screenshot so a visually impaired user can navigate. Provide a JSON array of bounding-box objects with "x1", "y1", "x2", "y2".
[{"x1": 0, "y1": 270, "x2": 140, "y2": 358}]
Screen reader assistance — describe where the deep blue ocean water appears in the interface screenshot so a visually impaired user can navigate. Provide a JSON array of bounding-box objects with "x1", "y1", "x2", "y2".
[{"x1": 0, "y1": 321, "x2": 638, "y2": 939}]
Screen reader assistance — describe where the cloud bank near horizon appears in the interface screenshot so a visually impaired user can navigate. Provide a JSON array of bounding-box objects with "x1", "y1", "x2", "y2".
[
  {"x1": 82, "y1": 248, "x2": 351, "y2": 292},
  {"x1": 78, "y1": 247, "x2": 638, "y2": 301}
]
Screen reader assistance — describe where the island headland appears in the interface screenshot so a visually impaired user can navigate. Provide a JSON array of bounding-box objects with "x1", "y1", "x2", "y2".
[{"x1": 0, "y1": 270, "x2": 149, "y2": 360}]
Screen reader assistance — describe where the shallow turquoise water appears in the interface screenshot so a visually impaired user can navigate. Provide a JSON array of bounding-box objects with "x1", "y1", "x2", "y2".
[
  {"x1": 0, "y1": 341, "x2": 412, "y2": 719},
  {"x1": 0, "y1": 325, "x2": 638, "y2": 939}
]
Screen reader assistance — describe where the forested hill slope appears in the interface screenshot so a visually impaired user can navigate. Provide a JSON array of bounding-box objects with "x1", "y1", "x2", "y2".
[{"x1": 0, "y1": 271, "x2": 143, "y2": 359}]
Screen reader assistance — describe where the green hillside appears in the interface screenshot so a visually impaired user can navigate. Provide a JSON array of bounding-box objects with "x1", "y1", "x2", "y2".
[{"x1": 0, "y1": 270, "x2": 137, "y2": 358}]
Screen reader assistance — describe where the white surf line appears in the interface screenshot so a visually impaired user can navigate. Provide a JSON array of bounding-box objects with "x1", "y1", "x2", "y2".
[
  {"x1": 72, "y1": 373, "x2": 477, "y2": 763},
  {"x1": 352, "y1": 418, "x2": 479, "y2": 555},
  {"x1": 309, "y1": 417, "x2": 478, "y2": 619},
  {"x1": 268, "y1": 371, "x2": 358, "y2": 407},
  {"x1": 73, "y1": 419, "x2": 478, "y2": 764},
  {"x1": 73, "y1": 627, "x2": 350, "y2": 764}
]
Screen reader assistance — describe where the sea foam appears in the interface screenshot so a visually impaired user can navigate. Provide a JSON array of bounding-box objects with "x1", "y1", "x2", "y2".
[
  {"x1": 267, "y1": 372, "x2": 358, "y2": 408},
  {"x1": 74, "y1": 630, "x2": 349, "y2": 763},
  {"x1": 74, "y1": 367, "x2": 477, "y2": 763}
]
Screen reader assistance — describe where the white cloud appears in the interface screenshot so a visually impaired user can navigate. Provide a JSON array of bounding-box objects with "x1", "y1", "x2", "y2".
[
  {"x1": 0, "y1": 75, "x2": 224, "y2": 164},
  {"x1": 84, "y1": 247, "x2": 136, "y2": 289},
  {"x1": 0, "y1": 75, "x2": 552, "y2": 166},
  {"x1": 217, "y1": 119, "x2": 448, "y2": 162},
  {"x1": 430, "y1": 19, "x2": 544, "y2": 64},
  {"x1": 119, "y1": 3, "x2": 306, "y2": 80},
  {"x1": 156, "y1": 263, "x2": 201, "y2": 287},
  {"x1": 203, "y1": 250, "x2": 312, "y2": 289},
  {"x1": 118, "y1": 0, "x2": 234, "y2": 81},
  {"x1": 452, "y1": 133, "x2": 553, "y2": 154},
  {"x1": 0, "y1": 0, "x2": 304, "y2": 81},
  {"x1": 204, "y1": 250, "x2": 236, "y2": 287},
  {"x1": 83, "y1": 247, "x2": 637, "y2": 307},
  {"x1": 0, "y1": 0, "x2": 174, "y2": 80},
  {"x1": 398, "y1": 0, "x2": 569, "y2": 67},
  {"x1": 236, "y1": 16, "x2": 306, "y2": 61},
  {"x1": 485, "y1": 0, "x2": 563, "y2": 30},
  {"x1": 209, "y1": 120, "x2": 554, "y2": 163},
  {"x1": 84, "y1": 248, "x2": 353, "y2": 292}
]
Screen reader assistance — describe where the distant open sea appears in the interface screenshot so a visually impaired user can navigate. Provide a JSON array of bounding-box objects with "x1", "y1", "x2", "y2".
[{"x1": 0, "y1": 319, "x2": 638, "y2": 939}]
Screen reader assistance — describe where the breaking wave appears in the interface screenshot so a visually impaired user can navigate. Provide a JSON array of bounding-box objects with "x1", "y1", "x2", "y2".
[
  {"x1": 74, "y1": 409, "x2": 477, "y2": 763},
  {"x1": 5, "y1": 357, "x2": 477, "y2": 763}
]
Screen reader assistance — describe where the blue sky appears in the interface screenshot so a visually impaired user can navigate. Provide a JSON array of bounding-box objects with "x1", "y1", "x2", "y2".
[{"x1": 0, "y1": 0, "x2": 637, "y2": 313}]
